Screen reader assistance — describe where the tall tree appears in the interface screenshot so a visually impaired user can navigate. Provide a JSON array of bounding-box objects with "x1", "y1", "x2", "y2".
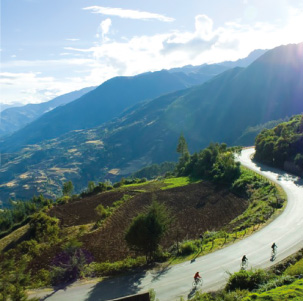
[
  {"x1": 176, "y1": 133, "x2": 189, "y2": 157},
  {"x1": 125, "y1": 201, "x2": 171, "y2": 261},
  {"x1": 176, "y1": 134, "x2": 190, "y2": 175},
  {"x1": 62, "y1": 180, "x2": 74, "y2": 196}
]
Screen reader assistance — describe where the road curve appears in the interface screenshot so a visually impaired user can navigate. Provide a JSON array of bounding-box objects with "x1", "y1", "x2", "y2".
[{"x1": 32, "y1": 148, "x2": 303, "y2": 301}]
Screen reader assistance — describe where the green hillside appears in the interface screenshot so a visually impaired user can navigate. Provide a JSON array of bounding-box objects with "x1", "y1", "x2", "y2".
[
  {"x1": 254, "y1": 115, "x2": 303, "y2": 176},
  {"x1": 0, "y1": 146, "x2": 285, "y2": 299},
  {"x1": 0, "y1": 67, "x2": 227, "y2": 153}
]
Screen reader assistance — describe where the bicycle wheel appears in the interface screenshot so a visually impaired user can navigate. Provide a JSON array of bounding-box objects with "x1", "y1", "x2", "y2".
[
  {"x1": 197, "y1": 277, "x2": 203, "y2": 287},
  {"x1": 192, "y1": 278, "x2": 203, "y2": 288},
  {"x1": 240, "y1": 260, "x2": 248, "y2": 269}
]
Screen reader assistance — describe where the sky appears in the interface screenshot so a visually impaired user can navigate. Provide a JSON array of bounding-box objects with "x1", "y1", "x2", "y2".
[{"x1": 1, "y1": 0, "x2": 303, "y2": 105}]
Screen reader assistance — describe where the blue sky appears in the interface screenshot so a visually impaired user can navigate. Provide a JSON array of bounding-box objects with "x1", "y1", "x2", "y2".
[{"x1": 1, "y1": 0, "x2": 303, "y2": 104}]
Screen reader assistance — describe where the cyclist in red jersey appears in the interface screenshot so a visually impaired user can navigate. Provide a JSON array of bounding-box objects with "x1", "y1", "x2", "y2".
[{"x1": 194, "y1": 271, "x2": 201, "y2": 284}]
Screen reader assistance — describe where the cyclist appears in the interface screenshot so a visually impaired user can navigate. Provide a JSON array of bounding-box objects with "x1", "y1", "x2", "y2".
[
  {"x1": 242, "y1": 255, "x2": 248, "y2": 265},
  {"x1": 194, "y1": 272, "x2": 201, "y2": 284}
]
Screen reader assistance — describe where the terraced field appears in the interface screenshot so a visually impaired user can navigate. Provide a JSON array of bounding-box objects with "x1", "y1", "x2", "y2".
[{"x1": 49, "y1": 181, "x2": 248, "y2": 262}]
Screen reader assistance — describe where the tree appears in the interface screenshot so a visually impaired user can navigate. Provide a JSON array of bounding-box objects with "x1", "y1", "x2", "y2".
[
  {"x1": 87, "y1": 181, "x2": 95, "y2": 193},
  {"x1": 211, "y1": 151, "x2": 241, "y2": 184},
  {"x1": 176, "y1": 133, "x2": 189, "y2": 157},
  {"x1": 29, "y1": 212, "x2": 60, "y2": 243},
  {"x1": 50, "y1": 238, "x2": 93, "y2": 285},
  {"x1": 62, "y1": 180, "x2": 74, "y2": 196},
  {"x1": 95, "y1": 204, "x2": 108, "y2": 219},
  {"x1": 176, "y1": 134, "x2": 190, "y2": 175},
  {"x1": 125, "y1": 201, "x2": 171, "y2": 261}
]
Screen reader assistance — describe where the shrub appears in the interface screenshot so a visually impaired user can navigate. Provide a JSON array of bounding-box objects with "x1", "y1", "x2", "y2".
[
  {"x1": 50, "y1": 247, "x2": 93, "y2": 285},
  {"x1": 284, "y1": 258, "x2": 303, "y2": 276},
  {"x1": 258, "y1": 275, "x2": 295, "y2": 292},
  {"x1": 179, "y1": 240, "x2": 199, "y2": 255},
  {"x1": 95, "y1": 204, "x2": 109, "y2": 219},
  {"x1": 56, "y1": 195, "x2": 70, "y2": 205},
  {"x1": 88, "y1": 257, "x2": 146, "y2": 276},
  {"x1": 225, "y1": 269, "x2": 269, "y2": 292},
  {"x1": 31, "y1": 269, "x2": 51, "y2": 288},
  {"x1": 153, "y1": 247, "x2": 171, "y2": 262},
  {"x1": 18, "y1": 240, "x2": 41, "y2": 257},
  {"x1": 29, "y1": 212, "x2": 60, "y2": 243},
  {"x1": 113, "y1": 182, "x2": 122, "y2": 188}
]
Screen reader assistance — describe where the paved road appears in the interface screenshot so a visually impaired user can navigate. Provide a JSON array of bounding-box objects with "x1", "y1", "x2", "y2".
[{"x1": 32, "y1": 148, "x2": 303, "y2": 301}]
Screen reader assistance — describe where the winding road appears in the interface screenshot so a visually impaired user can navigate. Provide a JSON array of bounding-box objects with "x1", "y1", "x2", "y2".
[{"x1": 32, "y1": 148, "x2": 303, "y2": 301}]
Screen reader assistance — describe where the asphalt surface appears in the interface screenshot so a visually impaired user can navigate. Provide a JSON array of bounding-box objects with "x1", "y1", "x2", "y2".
[{"x1": 31, "y1": 148, "x2": 303, "y2": 301}]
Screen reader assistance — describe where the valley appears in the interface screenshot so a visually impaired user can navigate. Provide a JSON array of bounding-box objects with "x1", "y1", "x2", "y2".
[{"x1": 0, "y1": 43, "x2": 302, "y2": 207}]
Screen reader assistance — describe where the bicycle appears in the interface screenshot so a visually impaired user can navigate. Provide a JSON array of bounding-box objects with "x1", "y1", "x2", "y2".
[
  {"x1": 192, "y1": 277, "x2": 203, "y2": 288},
  {"x1": 240, "y1": 259, "x2": 248, "y2": 270},
  {"x1": 271, "y1": 246, "x2": 277, "y2": 260}
]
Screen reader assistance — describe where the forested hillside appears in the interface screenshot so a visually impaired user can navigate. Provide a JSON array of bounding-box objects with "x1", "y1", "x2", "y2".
[
  {"x1": 0, "y1": 49, "x2": 266, "y2": 153},
  {"x1": 254, "y1": 114, "x2": 303, "y2": 176},
  {"x1": 0, "y1": 43, "x2": 302, "y2": 204}
]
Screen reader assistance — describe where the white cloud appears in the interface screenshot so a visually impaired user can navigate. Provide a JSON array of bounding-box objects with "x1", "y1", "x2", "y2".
[
  {"x1": 195, "y1": 15, "x2": 214, "y2": 40},
  {"x1": 83, "y1": 6, "x2": 174, "y2": 22},
  {"x1": 96, "y1": 18, "x2": 112, "y2": 41},
  {"x1": 66, "y1": 38, "x2": 80, "y2": 41},
  {"x1": 2, "y1": 4, "x2": 303, "y2": 105},
  {"x1": 65, "y1": 6, "x2": 303, "y2": 80},
  {"x1": 0, "y1": 71, "x2": 95, "y2": 104}
]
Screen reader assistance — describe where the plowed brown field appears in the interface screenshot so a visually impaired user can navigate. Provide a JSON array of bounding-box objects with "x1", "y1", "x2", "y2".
[{"x1": 49, "y1": 182, "x2": 248, "y2": 262}]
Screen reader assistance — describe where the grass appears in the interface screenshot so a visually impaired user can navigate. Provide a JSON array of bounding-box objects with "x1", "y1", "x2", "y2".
[
  {"x1": 118, "y1": 176, "x2": 200, "y2": 192},
  {"x1": 0, "y1": 224, "x2": 30, "y2": 252},
  {"x1": 285, "y1": 257, "x2": 303, "y2": 276},
  {"x1": 229, "y1": 167, "x2": 286, "y2": 232},
  {"x1": 244, "y1": 279, "x2": 303, "y2": 300},
  {"x1": 169, "y1": 227, "x2": 257, "y2": 265},
  {"x1": 161, "y1": 176, "x2": 200, "y2": 190}
]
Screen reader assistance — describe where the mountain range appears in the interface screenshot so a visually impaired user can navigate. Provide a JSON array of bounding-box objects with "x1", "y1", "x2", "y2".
[
  {"x1": 0, "y1": 49, "x2": 266, "y2": 153},
  {"x1": 0, "y1": 87, "x2": 95, "y2": 138},
  {"x1": 1, "y1": 44, "x2": 302, "y2": 205}
]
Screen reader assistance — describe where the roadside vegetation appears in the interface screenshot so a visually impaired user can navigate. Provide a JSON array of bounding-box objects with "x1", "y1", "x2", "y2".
[
  {"x1": 187, "y1": 248, "x2": 303, "y2": 300},
  {"x1": 0, "y1": 137, "x2": 286, "y2": 300},
  {"x1": 0, "y1": 195, "x2": 53, "y2": 239},
  {"x1": 254, "y1": 114, "x2": 303, "y2": 175}
]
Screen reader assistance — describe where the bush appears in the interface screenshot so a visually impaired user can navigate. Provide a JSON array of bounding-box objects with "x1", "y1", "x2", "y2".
[
  {"x1": 56, "y1": 195, "x2": 70, "y2": 205},
  {"x1": 225, "y1": 269, "x2": 270, "y2": 292},
  {"x1": 113, "y1": 182, "x2": 122, "y2": 188},
  {"x1": 88, "y1": 257, "x2": 146, "y2": 276},
  {"x1": 31, "y1": 269, "x2": 51, "y2": 288},
  {"x1": 50, "y1": 247, "x2": 93, "y2": 285},
  {"x1": 258, "y1": 275, "x2": 295, "y2": 292},
  {"x1": 191, "y1": 290, "x2": 249, "y2": 301},
  {"x1": 179, "y1": 240, "x2": 199, "y2": 255},
  {"x1": 284, "y1": 258, "x2": 303, "y2": 276},
  {"x1": 29, "y1": 212, "x2": 60, "y2": 243},
  {"x1": 18, "y1": 240, "x2": 41, "y2": 257},
  {"x1": 153, "y1": 247, "x2": 171, "y2": 262},
  {"x1": 95, "y1": 204, "x2": 109, "y2": 219}
]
